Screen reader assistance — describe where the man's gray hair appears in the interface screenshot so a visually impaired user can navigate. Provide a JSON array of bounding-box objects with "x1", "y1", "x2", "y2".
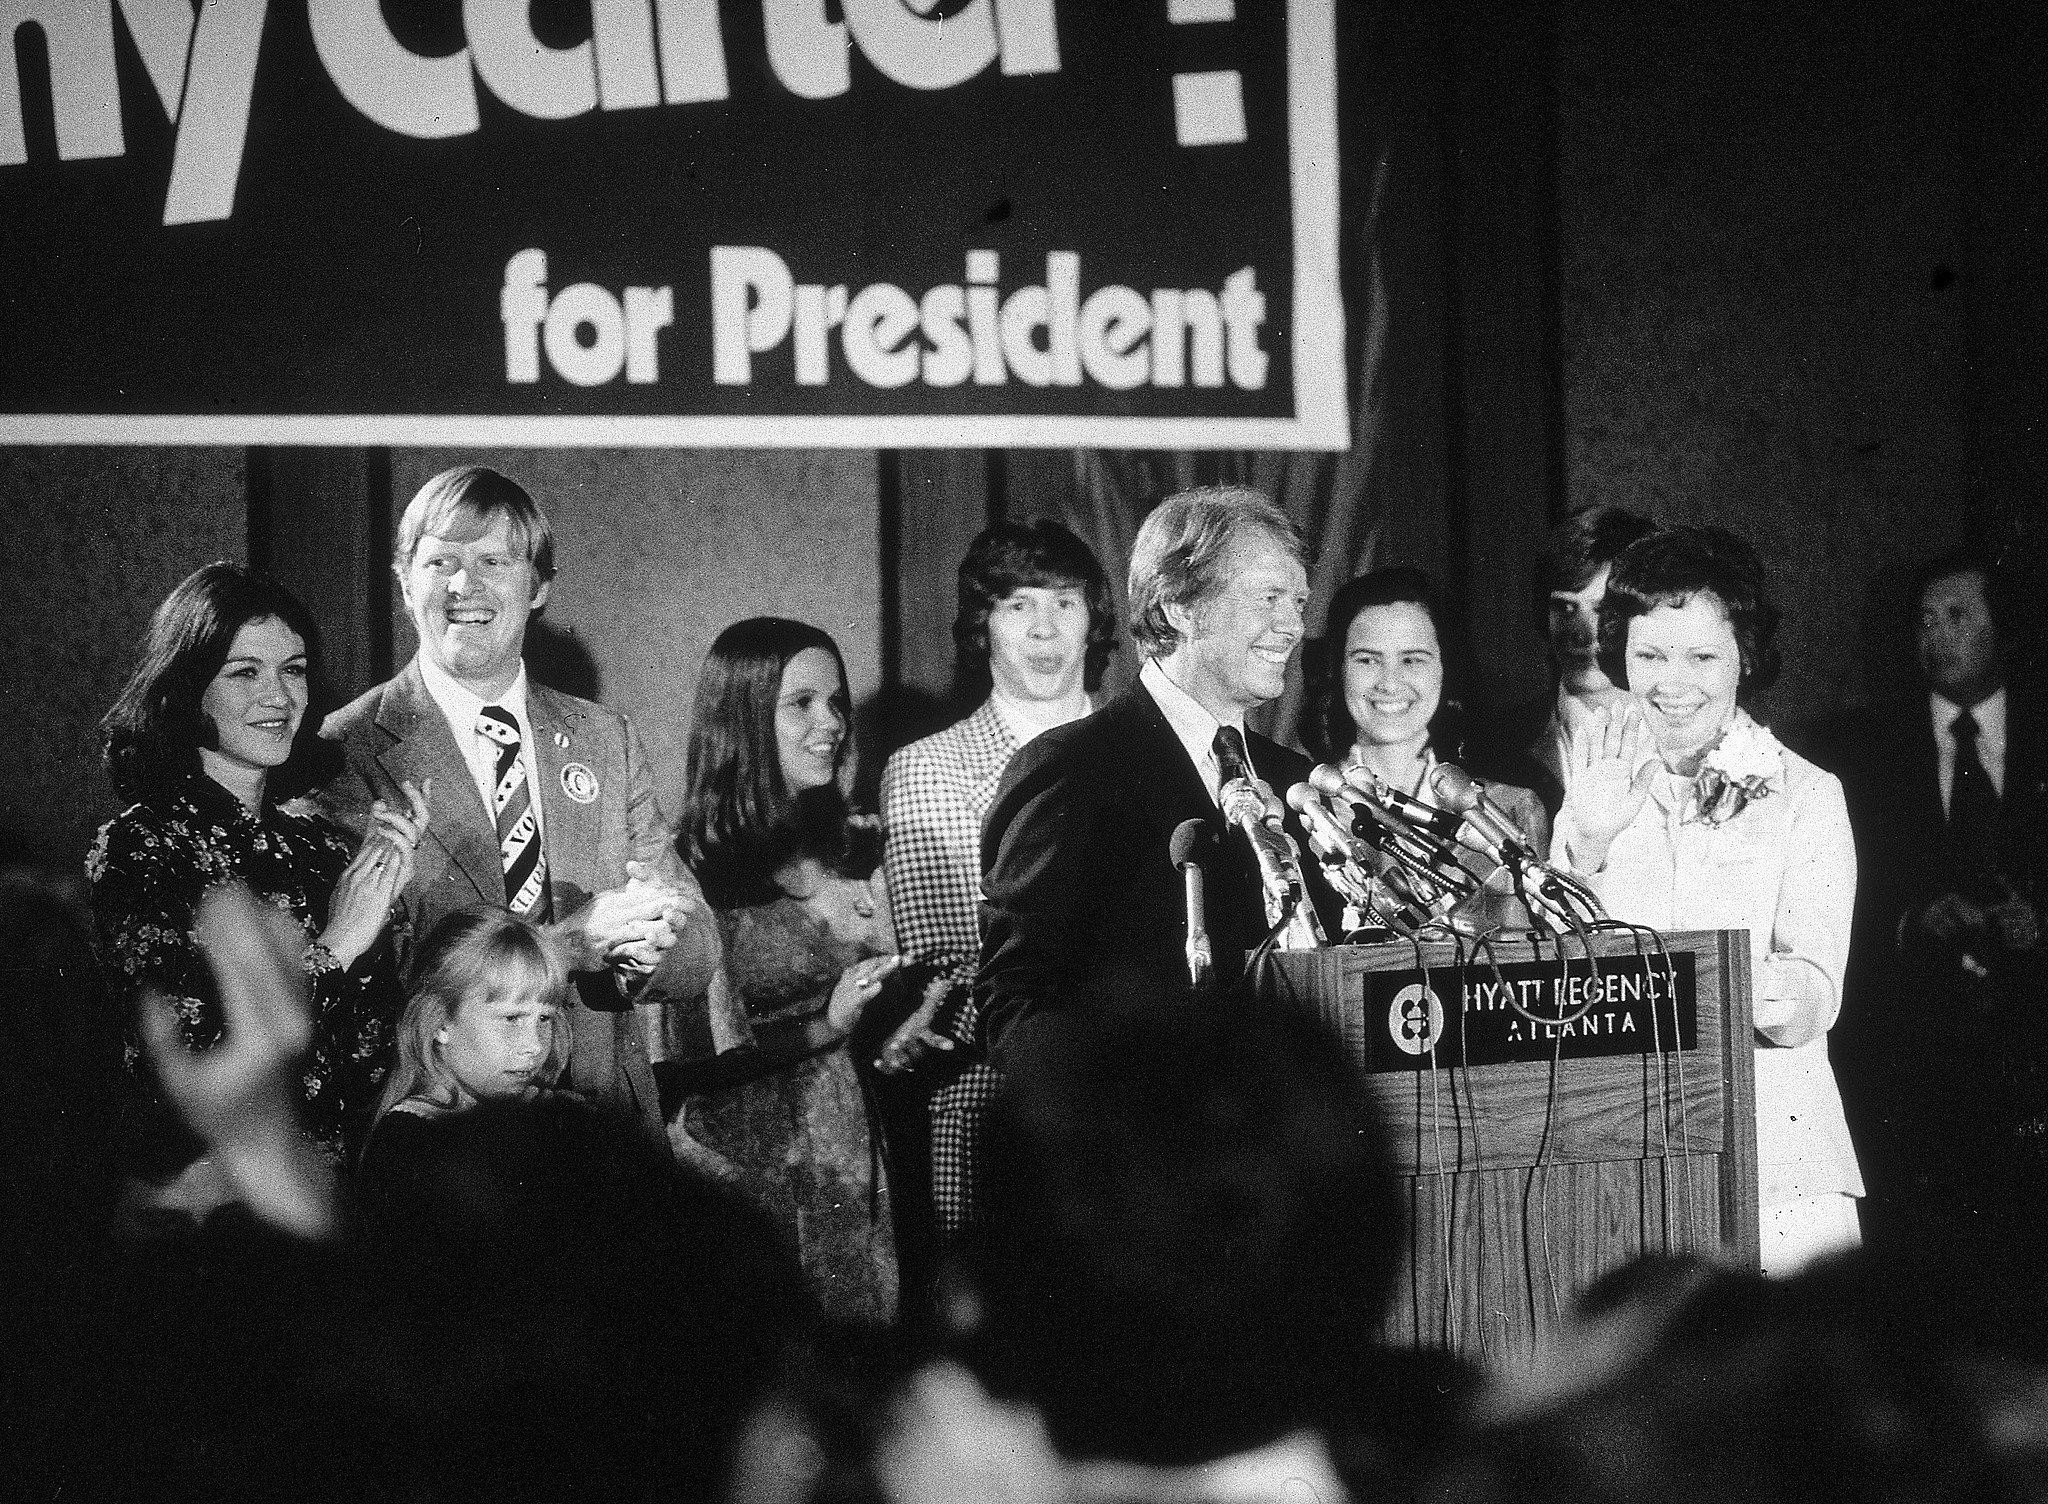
[{"x1": 1127, "y1": 486, "x2": 1306, "y2": 658}]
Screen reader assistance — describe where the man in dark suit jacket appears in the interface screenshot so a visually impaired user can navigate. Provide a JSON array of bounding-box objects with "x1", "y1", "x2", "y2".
[
  {"x1": 1834, "y1": 548, "x2": 2047, "y2": 1248},
  {"x1": 321, "y1": 467, "x2": 713, "y2": 1141},
  {"x1": 977, "y1": 487, "x2": 1340, "y2": 1069}
]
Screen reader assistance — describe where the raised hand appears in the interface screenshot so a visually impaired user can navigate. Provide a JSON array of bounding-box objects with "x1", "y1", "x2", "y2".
[
  {"x1": 322, "y1": 824, "x2": 413, "y2": 968},
  {"x1": 139, "y1": 883, "x2": 337, "y2": 1238},
  {"x1": 1563, "y1": 703, "x2": 1659, "y2": 864}
]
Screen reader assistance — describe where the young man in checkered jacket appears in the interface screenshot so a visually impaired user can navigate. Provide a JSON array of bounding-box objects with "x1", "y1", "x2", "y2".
[{"x1": 876, "y1": 520, "x2": 1117, "y2": 1242}]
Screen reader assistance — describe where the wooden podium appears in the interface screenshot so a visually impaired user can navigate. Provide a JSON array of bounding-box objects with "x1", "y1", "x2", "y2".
[{"x1": 1259, "y1": 929, "x2": 1756, "y2": 1365}]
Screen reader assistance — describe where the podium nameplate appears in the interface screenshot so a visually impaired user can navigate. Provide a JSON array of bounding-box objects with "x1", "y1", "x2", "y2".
[{"x1": 1360, "y1": 951, "x2": 1697, "y2": 1073}]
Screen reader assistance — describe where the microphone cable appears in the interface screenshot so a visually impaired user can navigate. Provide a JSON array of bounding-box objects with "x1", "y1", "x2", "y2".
[
  {"x1": 1591, "y1": 917, "x2": 1701, "y2": 1250},
  {"x1": 1403, "y1": 924, "x2": 1460, "y2": 1354}
]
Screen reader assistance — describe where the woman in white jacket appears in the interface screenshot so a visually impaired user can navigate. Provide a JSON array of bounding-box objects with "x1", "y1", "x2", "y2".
[{"x1": 1557, "y1": 525, "x2": 1861, "y2": 1277}]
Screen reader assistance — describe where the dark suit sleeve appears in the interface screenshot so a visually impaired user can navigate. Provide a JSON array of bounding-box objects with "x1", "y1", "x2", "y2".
[{"x1": 975, "y1": 731, "x2": 1101, "y2": 1069}]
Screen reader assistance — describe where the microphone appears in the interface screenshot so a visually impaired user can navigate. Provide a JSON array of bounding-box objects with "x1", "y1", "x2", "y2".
[
  {"x1": 1307, "y1": 760, "x2": 1355, "y2": 804},
  {"x1": 1340, "y1": 763, "x2": 1471, "y2": 849},
  {"x1": 1324, "y1": 764, "x2": 1464, "y2": 868},
  {"x1": 1427, "y1": 761, "x2": 1606, "y2": 930},
  {"x1": 1221, "y1": 776, "x2": 1303, "y2": 912},
  {"x1": 1429, "y1": 762, "x2": 1534, "y2": 860},
  {"x1": 1170, "y1": 818, "x2": 1215, "y2": 989},
  {"x1": 1309, "y1": 761, "x2": 1490, "y2": 914},
  {"x1": 1288, "y1": 781, "x2": 1420, "y2": 895},
  {"x1": 1287, "y1": 782, "x2": 1429, "y2": 934},
  {"x1": 1286, "y1": 781, "x2": 1375, "y2": 868},
  {"x1": 1306, "y1": 764, "x2": 1424, "y2": 875}
]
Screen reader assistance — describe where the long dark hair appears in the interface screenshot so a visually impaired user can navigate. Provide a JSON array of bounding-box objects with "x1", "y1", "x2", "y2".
[
  {"x1": 99, "y1": 562, "x2": 337, "y2": 805},
  {"x1": 1303, "y1": 566, "x2": 1480, "y2": 766},
  {"x1": 676, "y1": 618, "x2": 879, "y2": 908}
]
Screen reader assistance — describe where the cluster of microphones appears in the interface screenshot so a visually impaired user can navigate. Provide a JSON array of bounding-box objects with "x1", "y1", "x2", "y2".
[
  {"x1": 1173, "y1": 762, "x2": 1608, "y2": 981},
  {"x1": 1286, "y1": 762, "x2": 1605, "y2": 940}
]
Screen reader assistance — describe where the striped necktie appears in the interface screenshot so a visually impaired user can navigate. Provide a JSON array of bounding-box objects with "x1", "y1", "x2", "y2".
[{"x1": 477, "y1": 705, "x2": 549, "y2": 919}]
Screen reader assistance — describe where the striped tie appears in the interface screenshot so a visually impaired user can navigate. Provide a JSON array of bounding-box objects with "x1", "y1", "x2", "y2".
[{"x1": 477, "y1": 705, "x2": 549, "y2": 920}]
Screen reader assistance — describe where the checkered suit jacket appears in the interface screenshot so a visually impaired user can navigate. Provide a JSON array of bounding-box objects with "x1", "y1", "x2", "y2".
[
  {"x1": 880, "y1": 700, "x2": 1018, "y2": 1036},
  {"x1": 881, "y1": 700, "x2": 1021, "y2": 1235}
]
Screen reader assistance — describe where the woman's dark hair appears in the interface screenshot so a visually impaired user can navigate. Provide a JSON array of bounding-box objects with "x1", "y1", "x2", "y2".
[
  {"x1": 1303, "y1": 567, "x2": 1480, "y2": 765},
  {"x1": 952, "y1": 519, "x2": 1118, "y2": 701},
  {"x1": 99, "y1": 562, "x2": 337, "y2": 805},
  {"x1": 1596, "y1": 526, "x2": 1782, "y2": 702},
  {"x1": 676, "y1": 617, "x2": 879, "y2": 907}
]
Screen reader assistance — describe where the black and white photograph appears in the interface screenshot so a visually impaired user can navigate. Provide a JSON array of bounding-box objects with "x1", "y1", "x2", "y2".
[{"x1": 5, "y1": 1, "x2": 2047, "y2": 1499}]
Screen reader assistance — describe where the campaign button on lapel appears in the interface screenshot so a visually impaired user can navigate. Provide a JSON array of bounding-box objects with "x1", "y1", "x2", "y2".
[{"x1": 560, "y1": 763, "x2": 600, "y2": 804}]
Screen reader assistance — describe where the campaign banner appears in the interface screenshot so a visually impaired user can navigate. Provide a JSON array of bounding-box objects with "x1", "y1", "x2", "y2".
[{"x1": 0, "y1": 0, "x2": 1344, "y2": 448}]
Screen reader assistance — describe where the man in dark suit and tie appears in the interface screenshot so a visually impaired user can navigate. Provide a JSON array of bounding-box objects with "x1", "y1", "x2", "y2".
[
  {"x1": 1836, "y1": 547, "x2": 2046, "y2": 1250},
  {"x1": 976, "y1": 486, "x2": 1339, "y2": 1068},
  {"x1": 321, "y1": 466, "x2": 712, "y2": 1140}
]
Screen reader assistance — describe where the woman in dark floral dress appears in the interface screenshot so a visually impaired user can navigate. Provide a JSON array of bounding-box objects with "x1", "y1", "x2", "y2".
[
  {"x1": 672, "y1": 618, "x2": 905, "y2": 1324},
  {"x1": 89, "y1": 563, "x2": 428, "y2": 1185}
]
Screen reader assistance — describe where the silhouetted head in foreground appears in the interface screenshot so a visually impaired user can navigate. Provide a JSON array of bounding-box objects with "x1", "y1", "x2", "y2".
[
  {"x1": 952, "y1": 980, "x2": 1403, "y2": 1467},
  {"x1": 1427, "y1": 1251, "x2": 2048, "y2": 1504},
  {"x1": 365, "y1": 1093, "x2": 803, "y2": 1503}
]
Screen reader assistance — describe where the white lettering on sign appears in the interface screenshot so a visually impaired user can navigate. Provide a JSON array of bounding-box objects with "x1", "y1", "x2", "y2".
[
  {"x1": 3, "y1": 1, "x2": 1063, "y2": 223},
  {"x1": 0, "y1": 0, "x2": 266, "y2": 225},
  {"x1": 709, "y1": 249, "x2": 1268, "y2": 393},
  {"x1": 502, "y1": 250, "x2": 673, "y2": 387}
]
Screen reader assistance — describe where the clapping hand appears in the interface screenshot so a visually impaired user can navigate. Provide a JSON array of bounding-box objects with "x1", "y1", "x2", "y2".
[
  {"x1": 139, "y1": 883, "x2": 337, "y2": 1239},
  {"x1": 827, "y1": 953, "x2": 903, "y2": 1039},
  {"x1": 323, "y1": 778, "x2": 431, "y2": 969},
  {"x1": 554, "y1": 862, "x2": 686, "y2": 974},
  {"x1": 875, "y1": 971, "x2": 963, "y2": 1075},
  {"x1": 1563, "y1": 703, "x2": 1659, "y2": 868},
  {"x1": 1991, "y1": 897, "x2": 2041, "y2": 954},
  {"x1": 606, "y1": 860, "x2": 695, "y2": 976},
  {"x1": 1914, "y1": 881, "x2": 2039, "y2": 956},
  {"x1": 1916, "y1": 891, "x2": 1988, "y2": 944}
]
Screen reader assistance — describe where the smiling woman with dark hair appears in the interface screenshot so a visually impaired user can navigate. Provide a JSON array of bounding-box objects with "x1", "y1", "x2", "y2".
[
  {"x1": 89, "y1": 562, "x2": 428, "y2": 1189},
  {"x1": 1303, "y1": 567, "x2": 1551, "y2": 890},
  {"x1": 1558, "y1": 526, "x2": 1862, "y2": 1276},
  {"x1": 672, "y1": 616, "x2": 907, "y2": 1323}
]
